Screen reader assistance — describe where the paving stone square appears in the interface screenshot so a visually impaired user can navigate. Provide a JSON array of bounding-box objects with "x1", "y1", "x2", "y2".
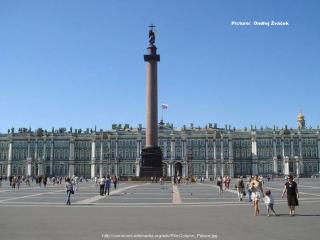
[{"x1": 0, "y1": 178, "x2": 319, "y2": 240}]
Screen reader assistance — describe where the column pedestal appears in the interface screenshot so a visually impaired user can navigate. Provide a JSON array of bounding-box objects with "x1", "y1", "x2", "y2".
[{"x1": 140, "y1": 146, "x2": 163, "y2": 177}]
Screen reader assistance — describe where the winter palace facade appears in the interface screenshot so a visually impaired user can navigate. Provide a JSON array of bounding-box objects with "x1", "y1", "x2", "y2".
[{"x1": 0, "y1": 113, "x2": 319, "y2": 178}]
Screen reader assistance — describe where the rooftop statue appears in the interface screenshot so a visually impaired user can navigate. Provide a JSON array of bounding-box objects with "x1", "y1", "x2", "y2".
[{"x1": 148, "y1": 24, "x2": 156, "y2": 45}]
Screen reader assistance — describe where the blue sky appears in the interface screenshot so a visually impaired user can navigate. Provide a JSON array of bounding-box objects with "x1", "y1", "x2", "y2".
[{"x1": 0, "y1": 0, "x2": 319, "y2": 132}]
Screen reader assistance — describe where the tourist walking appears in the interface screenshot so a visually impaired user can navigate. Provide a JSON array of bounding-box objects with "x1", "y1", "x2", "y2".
[
  {"x1": 113, "y1": 176, "x2": 118, "y2": 190},
  {"x1": 104, "y1": 175, "x2": 111, "y2": 196},
  {"x1": 217, "y1": 176, "x2": 223, "y2": 196},
  {"x1": 99, "y1": 176, "x2": 106, "y2": 196},
  {"x1": 236, "y1": 176, "x2": 245, "y2": 201},
  {"x1": 65, "y1": 177, "x2": 74, "y2": 205},
  {"x1": 264, "y1": 190, "x2": 277, "y2": 217},
  {"x1": 250, "y1": 175, "x2": 264, "y2": 216},
  {"x1": 281, "y1": 175, "x2": 299, "y2": 216},
  {"x1": 246, "y1": 177, "x2": 252, "y2": 202},
  {"x1": 16, "y1": 176, "x2": 21, "y2": 190}
]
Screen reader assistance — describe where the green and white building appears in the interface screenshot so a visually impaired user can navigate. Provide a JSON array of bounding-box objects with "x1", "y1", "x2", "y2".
[{"x1": 0, "y1": 113, "x2": 319, "y2": 178}]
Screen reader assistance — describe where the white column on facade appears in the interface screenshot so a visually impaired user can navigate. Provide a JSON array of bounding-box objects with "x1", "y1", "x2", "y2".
[
  {"x1": 135, "y1": 137, "x2": 141, "y2": 177},
  {"x1": 273, "y1": 157, "x2": 278, "y2": 175},
  {"x1": 115, "y1": 139, "x2": 118, "y2": 176},
  {"x1": 136, "y1": 138, "x2": 141, "y2": 160},
  {"x1": 284, "y1": 156, "x2": 289, "y2": 175},
  {"x1": 135, "y1": 160, "x2": 140, "y2": 177},
  {"x1": 107, "y1": 138, "x2": 111, "y2": 175},
  {"x1": 7, "y1": 141, "x2": 13, "y2": 177},
  {"x1": 228, "y1": 137, "x2": 234, "y2": 177},
  {"x1": 43, "y1": 139, "x2": 47, "y2": 160},
  {"x1": 163, "y1": 140, "x2": 167, "y2": 159},
  {"x1": 27, "y1": 140, "x2": 32, "y2": 176},
  {"x1": 50, "y1": 140, "x2": 54, "y2": 176},
  {"x1": 299, "y1": 137, "x2": 304, "y2": 174},
  {"x1": 167, "y1": 162, "x2": 171, "y2": 177},
  {"x1": 251, "y1": 135, "x2": 258, "y2": 176},
  {"x1": 41, "y1": 139, "x2": 46, "y2": 176},
  {"x1": 182, "y1": 139, "x2": 187, "y2": 160},
  {"x1": 205, "y1": 138, "x2": 209, "y2": 160},
  {"x1": 27, "y1": 162, "x2": 32, "y2": 177},
  {"x1": 281, "y1": 138, "x2": 285, "y2": 158},
  {"x1": 68, "y1": 139, "x2": 75, "y2": 177},
  {"x1": 290, "y1": 137, "x2": 294, "y2": 157},
  {"x1": 99, "y1": 140, "x2": 103, "y2": 178},
  {"x1": 213, "y1": 139, "x2": 217, "y2": 178},
  {"x1": 115, "y1": 139, "x2": 118, "y2": 160},
  {"x1": 299, "y1": 138, "x2": 302, "y2": 158},
  {"x1": 317, "y1": 136, "x2": 320, "y2": 174},
  {"x1": 170, "y1": 138, "x2": 175, "y2": 161},
  {"x1": 182, "y1": 162, "x2": 186, "y2": 177},
  {"x1": 34, "y1": 140, "x2": 38, "y2": 160},
  {"x1": 273, "y1": 138, "x2": 278, "y2": 174},
  {"x1": 90, "y1": 139, "x2": 96, "y2": 178},
  {"x1": 35, "y1": 140, "x2": 40, "y2": 176},
  {"x1": 273, "y1": 138, "x2": 277, "y2": 158},
  {"x1": 171, "y1": 163, "x2": 174, "y2": 177},
  {"x1": 295, "y1": 156, "x2": 300, "y2": 176},
  {"x1": 220, "y1": 137, "x2": 224, "y2": 176},
  {"x1": 205, "y1": 138, "x2": 209, "y2": 179}
]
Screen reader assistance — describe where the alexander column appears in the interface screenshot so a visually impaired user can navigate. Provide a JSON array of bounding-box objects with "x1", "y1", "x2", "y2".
[{"x1": 140, "y1": 25, "x2": 163, "y2": 177}]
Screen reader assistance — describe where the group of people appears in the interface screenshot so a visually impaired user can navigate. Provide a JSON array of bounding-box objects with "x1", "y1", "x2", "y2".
[
  {"x1": 216, "y1": 175, "x2": 232, "y2": 196},
  {"x1": 99, "y1": 175, "x2": 118, "y2": 196},
  {"x1": 233, "y1": 175, "x2": 299, "y2": 217}
]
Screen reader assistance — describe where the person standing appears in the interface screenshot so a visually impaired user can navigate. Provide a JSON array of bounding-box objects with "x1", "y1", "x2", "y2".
[
  {"x1": 246, "y1": 177, "x2": 252, "y2": 202},
  {"x1": 65, "y1": 177, "x2": 73, "y2": 205},
  {"x1": 113, "y1": 176, "x2": 118, "y2": 190},
  {"x1": 99, "y1": 176, "x2": 106, "y2": 196},
  {"x1": 104, "y1": 175, "x2": 111, "y2": 196},
  {"x1": 236, "y1": 176, "x2": 245, "y2": 201},
  {"x1": 281, "y1": 175, "x2": 299, "y2": 216},
  {"x1": 217, "y1": 176, "x2": 223, "y2": 196}
]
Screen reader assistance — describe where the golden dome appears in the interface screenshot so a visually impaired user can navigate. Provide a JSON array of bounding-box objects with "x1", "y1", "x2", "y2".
[{"x1": 297, "y1": 112, "x2": 304, "y2": 121}]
